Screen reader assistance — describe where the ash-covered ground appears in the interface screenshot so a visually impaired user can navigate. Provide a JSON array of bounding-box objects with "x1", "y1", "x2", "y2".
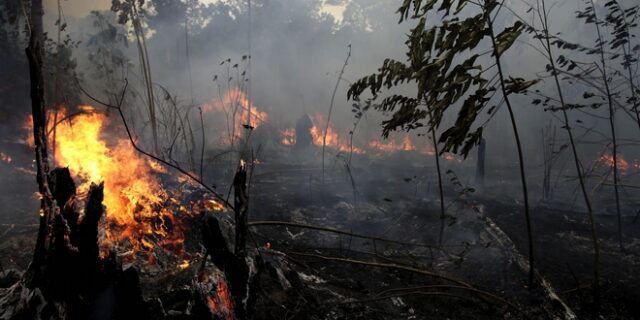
[{"x1": 2, "y1": 142, "x2": 639, "y2": 319}]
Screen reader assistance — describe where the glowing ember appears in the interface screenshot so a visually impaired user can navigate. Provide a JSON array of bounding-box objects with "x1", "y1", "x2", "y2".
[
  {"x1": 203, "y1": 199, "x2": 226, "y2": 212},
  {"x1": 280, "y1": 128, "x2": 296, "y2": 146},
  {"x1": 178, "y1": 260, "x2": 190, "y2": 270},
  {"x1": 309, "y1": 114, "x2": 365, "y2": 154},
  {"x1": 215, "y1": 278, "x2": 234, "y2": 319},
  {"x1": 202, "y1": 87, "x2": 268, "y2": 145},
  {"x1": 199, "y1": 271, "x2": 234, "y2": 320}
]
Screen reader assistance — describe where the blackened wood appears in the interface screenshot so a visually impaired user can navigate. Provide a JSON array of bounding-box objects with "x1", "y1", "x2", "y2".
[
  {"x1": 200, "y1": 210, "x2": 250, "y2": 319},
  {"x1": 77, "y1": 183, "x2": 104, "y2": 269},
  {"x1": 234, "y1": 165, "x2": 248, "y2": 257},
  {"x1": 25, "y1": 0, "x2": 52, "y2": 289},
  {"x1": 48, "y1": 168, "x2": 78, "y2": 240},
  {"x1": 200, "y1": 211, "x2": 234, "y2": 272}
]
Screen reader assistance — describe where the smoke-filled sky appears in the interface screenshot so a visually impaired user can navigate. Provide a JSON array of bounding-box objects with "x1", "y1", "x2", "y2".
[
  {"x1": 32, "y1": 0, "x2": 640, "y2": 177},
  {"x1": 45, "y1": 0, "x2": 346, "y2": 20}
]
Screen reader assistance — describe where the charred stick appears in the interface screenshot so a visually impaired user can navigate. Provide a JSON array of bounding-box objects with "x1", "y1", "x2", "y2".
[
  {"x1": 286, "y1": 251, "x2": 472, "y2": 288},
  {"x1": 248, "y1": 220, "x2": 462, "y2": 251}
]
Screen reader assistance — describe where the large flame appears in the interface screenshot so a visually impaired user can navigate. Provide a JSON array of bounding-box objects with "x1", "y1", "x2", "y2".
[
  {"x1": 202, "y1": 88, "x2": 268, "y2": 145},
  {"x1": 54, "y1": 110, "x2": 166, "y2": 226},
  {"x1": 24, "y1": 107, "x2": 224, "y2": 263}
]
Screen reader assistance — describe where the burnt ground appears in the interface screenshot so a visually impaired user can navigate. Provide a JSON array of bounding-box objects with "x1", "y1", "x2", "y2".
[{"x1": 1, "y1": 149, "x2": 640, "y2": 319}]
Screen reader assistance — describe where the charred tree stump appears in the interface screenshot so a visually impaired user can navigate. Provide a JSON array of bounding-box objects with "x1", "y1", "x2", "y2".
[
  {"x1": 1, "y1": 171, "x2": 148, "y2": 319},
  {"x1": 234, "y1": 164, "x2": 248, "y2": 257},
  {"x1": 197, "y1": 163, "x2": 253, "y2": 319},
  {"x1": 200, "y1": 210, "x2": 251, "y2": 320}
]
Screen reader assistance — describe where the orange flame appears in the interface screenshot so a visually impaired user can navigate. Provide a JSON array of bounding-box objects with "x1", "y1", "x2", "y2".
[
  {"x1": 368, "y1": 135, "x2": 417, "y2": 153},
  {"x1": 201, "y1": 271, "x2": 234, "y2": 320},
  {"x1": 600, "y1": 153, "x2": 630, "y2": 171},
  {"x1": 280, "y1": 128, "x2": 296, "y2": 146},
  {"x1": 0, "y1": 152, "x2": 11, "y2": 164},
  {"x1": 202, "y1": 88, "x2": 268, "y2": 145},
  {"x1": 309, "y1": 114, "x2": 365, "y2": 154},
  {"x1": 23, "y1": 107, "x2": 222, "y2": 263}
]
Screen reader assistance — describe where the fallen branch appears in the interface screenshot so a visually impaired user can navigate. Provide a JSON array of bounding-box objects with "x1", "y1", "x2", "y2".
[
  {"x1": 285, "y1": 251, "x2": 471, "y2": 288},
  {"x1": 373, "y1": 284, "x2": 520, "y2": 312},
  {"x1": 248, "y1": 220, "x2": 465, "y2": 250}
]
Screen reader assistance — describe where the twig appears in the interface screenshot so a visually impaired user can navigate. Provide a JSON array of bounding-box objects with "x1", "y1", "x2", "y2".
[
  {"x1": 322, "y1": 45, "x2": 351, "y2": 184},
  {"x1": 76, "y1": 79, "x2": 234, "y2": 210},
  {"x1": 287, "y1": 251, "x2": 471, "y2": 287},
  {"x1": 248, "y1": 220, "x2": 463, "y2": 250}
]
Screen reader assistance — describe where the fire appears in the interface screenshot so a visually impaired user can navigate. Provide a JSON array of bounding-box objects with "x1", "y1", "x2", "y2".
[
  {"x1": 23, "y1": 106, "x2": 221, "y2": 263},
  {"x1": 23, "y1": 115, "x2": 35, "y2": 148},
  {"x1": 53, "y1": 109, "x2": 166, "y2": 226},
  {"x1": 280, "y1": 128, "x2": 296, "y2": 146},
  {"x1": 202, "y1": 87, "x2": 268, "y2": 145},
  {"x1": 368, "y1": 135, "x2": 416, "y2": 153},
  {"x1": 309, "y1": 114, "x2": 365, "y2": 154},
  {"x1": 199, "y1": 270, "x2": 234, "y2": 320},
  {"x1": 0, "y1": 152, "x2": 11, "y2": 164},
  {"x1": 178, "y1": 260, "x2": 190, "y2": 270},
  {"x1": 600, "y1": 153, "x2": 630, "y2": 171}
]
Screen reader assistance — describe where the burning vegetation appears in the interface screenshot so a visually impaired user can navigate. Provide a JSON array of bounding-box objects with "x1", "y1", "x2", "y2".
[{"x1": 2, "y1": 0, "x2": 640, "y2": 320}]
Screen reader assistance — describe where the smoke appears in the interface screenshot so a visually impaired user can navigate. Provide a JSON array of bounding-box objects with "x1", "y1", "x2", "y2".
[{"x1": 6, "y1": 0, "x2": 638, "y2": 204}]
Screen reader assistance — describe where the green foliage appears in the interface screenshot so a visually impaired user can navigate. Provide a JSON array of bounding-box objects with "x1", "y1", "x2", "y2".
[{"x1": 349, "y1": 0, "x2": 531, "y2": 158}]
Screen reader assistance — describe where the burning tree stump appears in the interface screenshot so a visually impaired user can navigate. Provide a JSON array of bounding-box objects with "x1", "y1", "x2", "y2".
[{"x1": 0, "y1": 169, "x2": 148, "y2": 319}]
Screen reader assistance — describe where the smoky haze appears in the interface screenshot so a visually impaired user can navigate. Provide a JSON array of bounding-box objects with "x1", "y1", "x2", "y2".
[{"x1": 18, "y1": 0, "x2": 640, "y2": 203}]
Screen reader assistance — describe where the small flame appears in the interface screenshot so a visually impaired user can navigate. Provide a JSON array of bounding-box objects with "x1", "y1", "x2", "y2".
[
  {"x1": 23, "y1": 115, "x2": 35, "y2": 148},
  {"x1": 600, "y1": 153, "x2": 630, "y2": 171},
  {"x1": 203, "y1": 199, "x2": 225, "y2": 212},
  {"x1": 280, "y1": 128, "x2": 296, "y2": 146},
  {"x1": 368, "y1": 135, "x2": 417, "y2": 153},
  {"x1": 309, "y1": 114, "x2": 365, "y2": 154},
  {"x1": 178, "y1": 260, "x2": 190, "y2": 270},
  {"x1": 0, "y1": 152, "x2": 12, "y2": 164}
]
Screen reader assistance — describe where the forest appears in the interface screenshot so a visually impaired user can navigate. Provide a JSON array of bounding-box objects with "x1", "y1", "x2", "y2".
[{"x1": 0, "y1": 0, "x2": 639, "y2": 319}]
